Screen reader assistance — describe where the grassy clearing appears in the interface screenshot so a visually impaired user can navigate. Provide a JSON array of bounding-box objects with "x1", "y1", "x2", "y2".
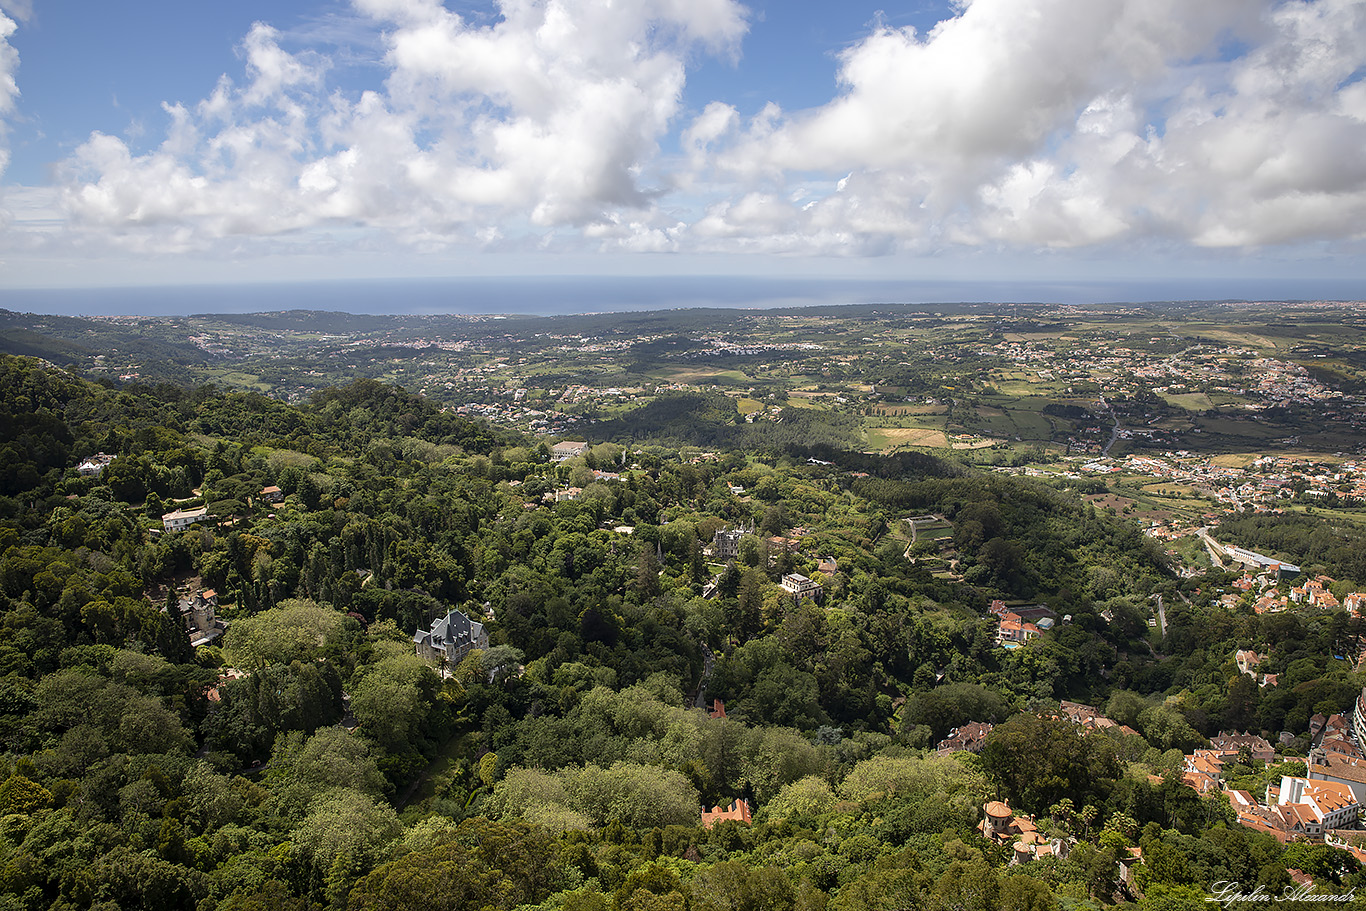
[
  {"x1": 993, "y1": 382, "x2": 1042, "y2": 397},
  {"x1": 1003, "y1": 332, "x2": 1062, "y2": 342},
  {"x1": 647, "y1": 367, "x2": 754, "y2": 384},
  {"x1": 199, "y1": 367, "x2": 272, "y2": 391},
  {"x1": 866, "y1": 427, "x2": 950, "y2": 449},
  {"x1": 736, "y1": 397, "x2": 764, "y2": 415},
  {"x1": 1087, "y1": 492, "x2": 1138, "y2": 512},
  {"x1": 1284, "y1": 505, "x2": 1366, "y2": 527},
  {"x1": 1211, "y1": 454, "x2": 1260, "y2": 468},
  {"x1": 1199, "y1": 329, "x2": 1280, "y2": 350},
  {"x1": 1160, "y1": 392, "x2": 1215, "y2": 411},
  {"x1": 256, "y1": 448, "x2": 320, "y2": 471},
  {"x1": 1140, "y1": 482, "x2": 1198, "y2": 496},
  {"x1": 1196, "y1": 417, "x2": 1282, "y2": 439},
  {"x1": 1006, "y1": 410, "x2": 1056, "y2": 438}
]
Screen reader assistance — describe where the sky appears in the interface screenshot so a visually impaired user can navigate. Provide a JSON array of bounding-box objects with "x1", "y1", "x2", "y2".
[{"x1": 0, "y1": 0, "x2": 1364, "y2": 298}]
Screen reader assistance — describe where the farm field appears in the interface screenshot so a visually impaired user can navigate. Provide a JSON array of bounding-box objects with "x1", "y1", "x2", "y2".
[{"x1": 865, "y1": 427, "x2": 950, "y2": 450}]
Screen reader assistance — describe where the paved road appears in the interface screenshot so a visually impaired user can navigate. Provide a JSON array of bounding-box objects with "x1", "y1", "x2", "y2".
[
  {"x1": 693, "y1": 643, "x2": 716, "y2": 709},
  {"x1": 1197, "y1": 526, "x2": 1228, "y2": 568},
  {"x1": 1100, "y1": 396, "x2": 1121, "y2": 457}
]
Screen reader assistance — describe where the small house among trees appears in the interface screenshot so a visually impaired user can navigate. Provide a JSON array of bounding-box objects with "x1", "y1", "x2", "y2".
[
  {"x1": 414, "y1": 609, "x2": 489, "y2": 669},
  {"x1": 780, "y1": 573, "x2": 822, "y2": 600},
  {"x1": 712, "y1": 525, "x2": 749, "y2": 560},
  {"x1": 702, "y1": 798, "x2": 751, "y2": 828},
  {"x1": 162, "y1": 505, "x2": 209, "y2": 532},
  {"x1": 180, "y1": 589, "x2": 224, "y2": 648},
  {"x1": 936, "y1": 721, "x2": 994, "y2": 756},
  {"x1": 75, "y1": 453, "x2": 115, "y2": 477},
  {"x1": 551, "y1": 440, "x2": 588, "y2": 461}
]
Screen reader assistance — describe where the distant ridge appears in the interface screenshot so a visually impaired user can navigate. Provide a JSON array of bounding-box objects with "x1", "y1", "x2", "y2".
[{"x1": 3, "y1": 274, "x2": 1365, "y2": 317}]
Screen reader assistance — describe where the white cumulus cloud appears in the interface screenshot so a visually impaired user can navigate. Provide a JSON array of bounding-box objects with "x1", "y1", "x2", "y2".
[
  {"x1": 693, "y1": 0, "x2": 1366, "y2": 253},
  {"x1": 50, "y1": 0, "x2": 748, "y2": 253},
  {"x1": 0, "y1": 10, "x2": 19, "y2": 182},
  {"x1": 9, "y1": 0, "x2": 1366, "y2": 266}
]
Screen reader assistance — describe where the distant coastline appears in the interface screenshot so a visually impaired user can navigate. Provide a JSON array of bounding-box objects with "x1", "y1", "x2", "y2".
[{"x1": 2, "y1": 275, "x2": 1365, "y2": 318}]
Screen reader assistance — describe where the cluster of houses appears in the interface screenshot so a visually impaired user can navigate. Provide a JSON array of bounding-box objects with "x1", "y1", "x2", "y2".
[
  {"x1": 1224, "y1": 565, "x2": 1365, "y2": 618},
  {"x1": 1285, "y1": 577, "x2": 1366, "y2": 615},
  {"x1": 934, "y1": 697, "x2": 1366, "y2": 880},
  {"x1": 1123, "y1": 448, "x2": 1366, "y2": 515},
  {"x1": 1179, "y1": 702, "x2": 1366, "y2": 846},
  {"x1": 1053, "y1": 700, "x2": 1139, "y2": 736},
  {"x1": 1182, "y1": 732, "x2": 1278, "y2": 796},
  {"x1": 1228, "y1": 777, "x2": 1359, "y2": 841},
  {"x1": 452, "y1": 398, "x2": 585, "y2": 437},
  {"x1": 1181, "y1": 727, "x2": 1366, "y2": 844}
]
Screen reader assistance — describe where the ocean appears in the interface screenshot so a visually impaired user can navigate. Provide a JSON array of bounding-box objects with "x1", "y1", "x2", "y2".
[{"x1": 2, "y1": 275, "x2": 1363, "y2": 318}]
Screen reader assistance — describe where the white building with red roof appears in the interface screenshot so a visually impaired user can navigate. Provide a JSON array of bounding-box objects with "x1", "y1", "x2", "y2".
[{"x1": 1266, "y1": 776, "x2": 1360, "y2": 836}]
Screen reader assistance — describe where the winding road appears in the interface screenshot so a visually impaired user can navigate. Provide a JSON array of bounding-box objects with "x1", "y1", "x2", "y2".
[{"x1": 1099, "y1": 396, "x2": 1121, "y2": 457}]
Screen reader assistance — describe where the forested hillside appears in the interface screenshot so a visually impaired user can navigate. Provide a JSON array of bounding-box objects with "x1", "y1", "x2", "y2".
[{"x1": 0, "y1": 354, "x2": 1360, "y2": 910}]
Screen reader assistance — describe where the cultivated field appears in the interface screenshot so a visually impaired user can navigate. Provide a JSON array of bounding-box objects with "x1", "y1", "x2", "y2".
[{"x1": 866, "y1": 427, "x2": 950, "y2": 449}]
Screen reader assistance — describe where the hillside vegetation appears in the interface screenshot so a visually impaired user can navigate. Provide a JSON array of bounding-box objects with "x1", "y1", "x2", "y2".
[{"x1": 0, "y1": 354, "x2": 1360, "y2": 910}]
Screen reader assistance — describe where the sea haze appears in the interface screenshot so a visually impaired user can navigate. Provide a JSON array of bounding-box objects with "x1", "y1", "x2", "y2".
[{"x1": 3, "y1": 276, "x2": 1365, "y2": 318}]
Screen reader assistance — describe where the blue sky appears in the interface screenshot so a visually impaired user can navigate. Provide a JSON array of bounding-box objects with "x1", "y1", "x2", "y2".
[
  {"x1": 4, "y1": 1, "x2": 953, "y2": 185},
  {"x1": 0, "y1": 0, "x2": 1363, "y2": 297}
]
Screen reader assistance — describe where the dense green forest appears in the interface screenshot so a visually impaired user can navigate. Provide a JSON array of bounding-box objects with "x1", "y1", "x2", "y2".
[{"x1": 0, "y1": 353, "x2": 1361, "y2": 911}]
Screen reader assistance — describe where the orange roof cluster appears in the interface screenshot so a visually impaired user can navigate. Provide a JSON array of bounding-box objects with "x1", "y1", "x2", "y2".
[{"x1": 1305, "y1": 780, "x2": 1356, "y2": 814}]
